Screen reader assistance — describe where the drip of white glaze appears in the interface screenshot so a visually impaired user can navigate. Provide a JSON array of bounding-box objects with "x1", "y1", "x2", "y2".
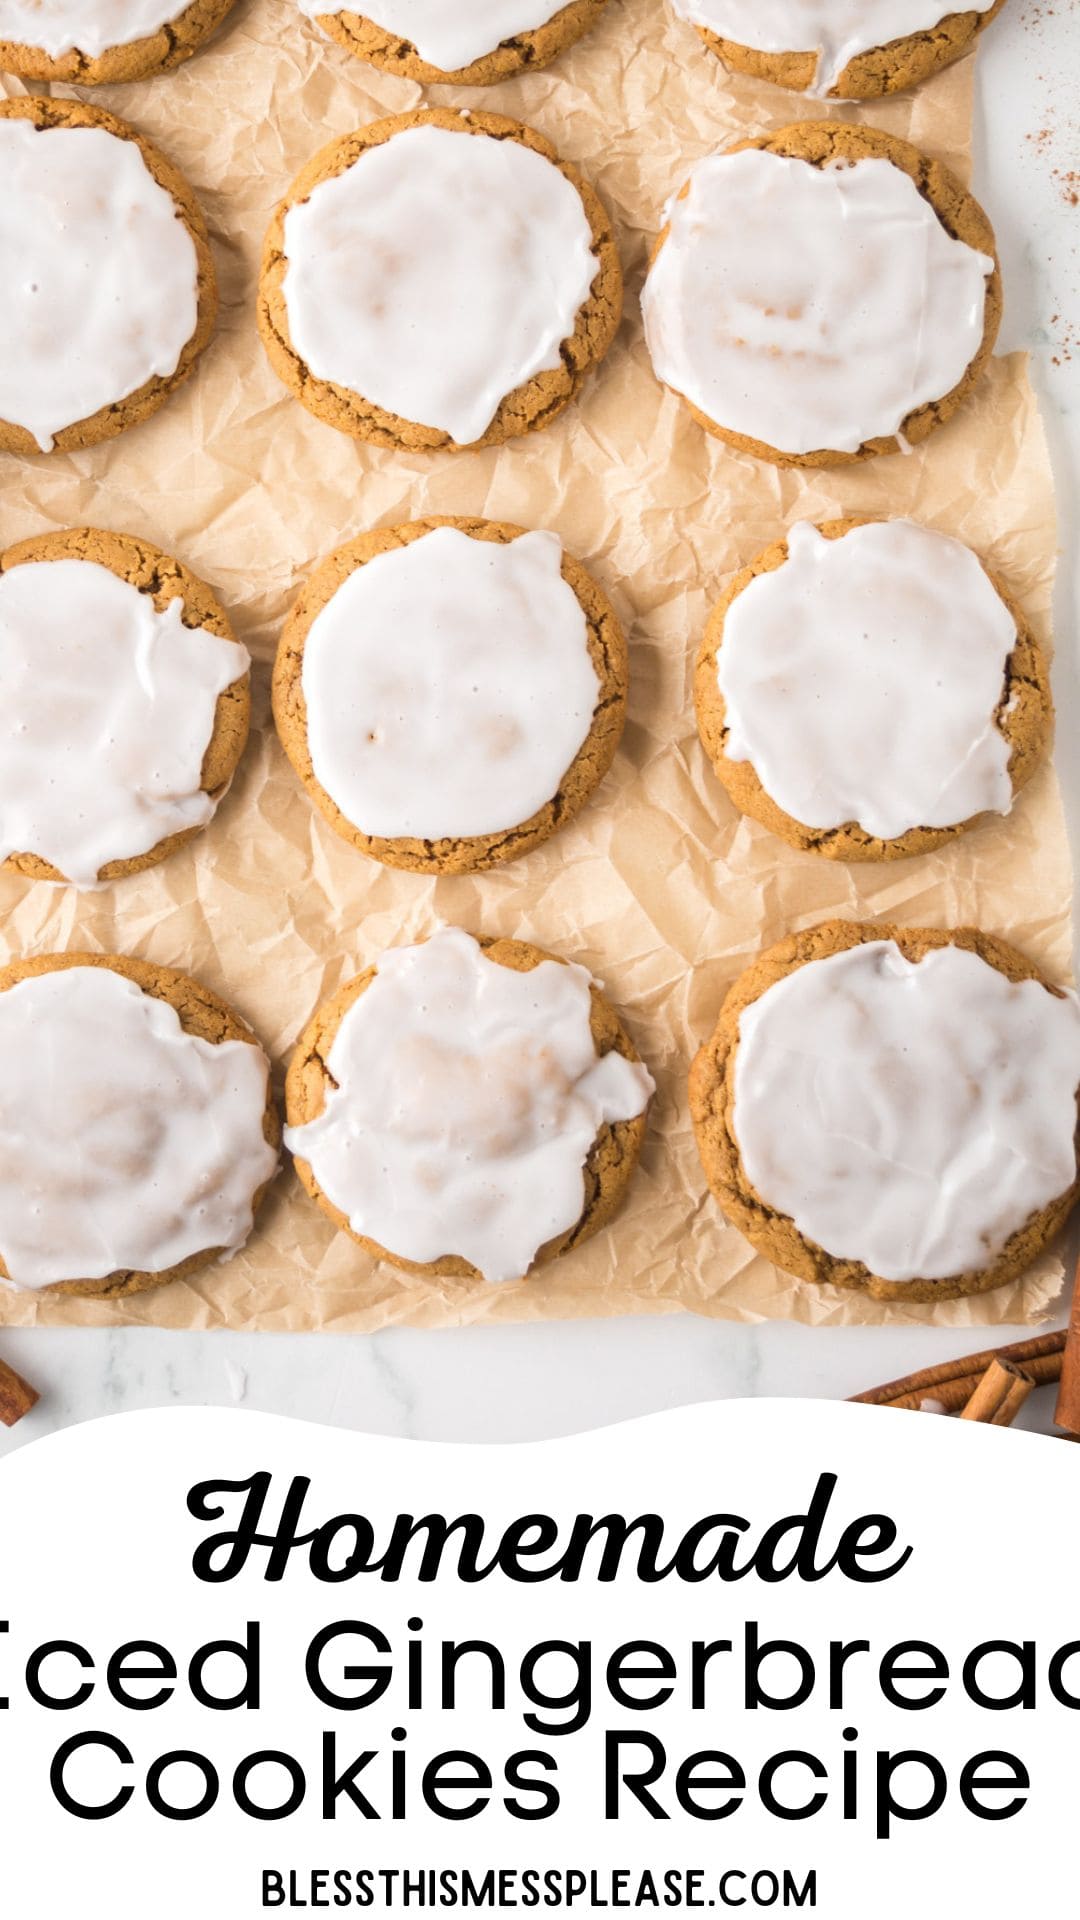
[
  {"x1": 670, "y1": 0, "x2": 993, "y2": 97},
  {"x1": 297, "y1": 0, "x2": 572, "y2": 70},
  {"x1": 0, "y1": 0, "x2": 190, "y2": 58}
]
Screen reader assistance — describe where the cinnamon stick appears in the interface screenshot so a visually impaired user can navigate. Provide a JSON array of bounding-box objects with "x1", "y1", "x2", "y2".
[
  {"x1": 1054, "y1": 1255, "x2": 1080, "y2": 1436},
  {"x1": 852, "y1": 1331, "x2": 1065, "y2": 1414},
  {"x1": 960, "y1": 1358, "x2": 1035, "y2": 1427},
  {"x1": 0, "y1": 1355, "x2": 38, "y2": 1427}
]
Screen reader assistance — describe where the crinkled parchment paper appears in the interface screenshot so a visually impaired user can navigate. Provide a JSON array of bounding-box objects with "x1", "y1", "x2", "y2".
[{"x1": 0, "y1": 0, "x2": 1071, "y2": 1332}]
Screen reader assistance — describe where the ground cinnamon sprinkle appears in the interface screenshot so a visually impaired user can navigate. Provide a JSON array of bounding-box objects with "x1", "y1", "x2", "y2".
[
  {"x1": 1049, "y1": 318, "x2": 1080, "y2": 367},
  {"x1": 1024, "y1": 121, "x2": 1079, "y2": 208},
  {"x1": 1018, "y1": 0, "x2": 1080, "y2": 365}
]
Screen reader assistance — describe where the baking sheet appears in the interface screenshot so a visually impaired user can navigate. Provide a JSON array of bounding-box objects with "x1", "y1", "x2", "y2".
[{"x1": 0, "y1": 0, "x2": 1070, "y2": 1332}]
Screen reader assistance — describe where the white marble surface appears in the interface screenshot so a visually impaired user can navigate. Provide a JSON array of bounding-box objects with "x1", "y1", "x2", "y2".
[{"x1": 3, "y1": 0, "x2": 1079, "y2": 1453}]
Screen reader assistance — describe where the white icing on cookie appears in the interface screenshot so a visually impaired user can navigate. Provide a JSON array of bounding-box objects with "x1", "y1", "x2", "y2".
[
  {"x1": 284, "y1": 927, "x2": 654, "y2": 1283},
  {"x1": 298, "y1": 0, "x2": 572, "y2": 70},
  {"x1": 0, "y1": 965, "x2": 278, "y2": 1291},
  {"x1": 301, "y1": 527, "x2": 601, "y2": 843},
  {"x1": 0, "y1": 116, "x2": 200, "y2": 453},
  {"x1": 0, "y1": 0, "x2": 186, "y2": 58},
  {"x1": 641, "y1": 148, "x2": 994, "y2": 458},
  {"x1": 670, "y1": 0, "x2": 993, "y2": 97},
  {"x1": 732, "y1": 940, "x2": 1080, "y2": 1283},
  {"x1": 0, "y1": 557, "x2": 249, "y2": 888},
  {"x1": 281, "y1": 123, "x2": 599, "y2": 447},
  {"x1": 717, "y1": 520, "x2": 1019, "y2": 842}
]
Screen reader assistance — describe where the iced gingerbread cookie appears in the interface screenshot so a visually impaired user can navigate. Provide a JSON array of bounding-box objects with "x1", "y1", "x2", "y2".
[
  {"x1": 641, "y1": 122, "x2": 1000, "y2": 467},
  {"x1": 273, "y1": 519, "x2": 626, "y2": 874},
  {"x1": 285, "y1": 927, "x2": 655, "y2": 1284},
  {"x1": 297, "y1": 0, "x2": 611, "y2": 82},
  {"x1": 0, "y1": 99, "x2": 216, "y2": 456},
  {"x1": 669, "y1": 1, "x2": 1007, "y2": 101},
  {"x1": 0, "y1": 0, "x2": 237, "y2": 82},
  {"x1": 0, "y1": 953, "x2": 280, "y2": 1298},
  {"x1": 694, "y1": 518, "x2": 1051, "y2": 861},
  {"x1": 690, "y1": 922, "x2": 1080, "y2": 1303},
  {"x1": 258, "y1": 108, "x2": 621, "y2": 452},
  {"x1": 0, "y1": 528, "x2": 250, "y2": 888}
]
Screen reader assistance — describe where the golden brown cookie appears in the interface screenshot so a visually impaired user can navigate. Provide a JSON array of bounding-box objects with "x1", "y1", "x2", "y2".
[
  {"x1": 690, "y1": 920, "x2": 1080, "y2": 1303},
  {"x1": 0, "y1": 0, "x2": 237, "y2": 83},
  {"x1": 306, "y1": 0, "x2": 610, "y2": 82},
  {"x1": 0, "y1": 526, "x2": 250, "y2": 885},
  {"x1": 0, "y1": 98, "x2": 216, "y2": 457},
  {"x1": 694, "y1": 1, "x2": 1008, "y2": 101},
  {"x1": 648, "y1": 121, "x2": 1001, "y2": 468},
  {"x1": 272, "y1": 517, "x2": 627, "y2": 874},
  {"x1": 694, "y1": 518, "x2": 1052, "y2": 860},
  {"x1": 286, "y1": 933, "x2": 652, "y2": 1282},
  {"x1": 0, "y1": 950, "x2": 280, "y2": 1299},
  {"x1": 257, "y1": 107, "x2": 622, "y2": 452}
]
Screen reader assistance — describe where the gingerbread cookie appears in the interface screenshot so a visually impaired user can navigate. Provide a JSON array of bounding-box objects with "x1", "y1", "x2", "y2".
[
  {"x1": 273, "y1": 518, "x2": 627, "y2": 874},
  {"x1": 670, "y1": 0, "x2": 1007, "y2": 101},
  {"x1": 0, "y1": 527, "x2": 250, "y2": 888},
  {"x1": 0, "y1": 99, "x2": 216, "y2": 457},
  {"x1": 258, "y1": 108, "x2": 621, "y2": 451},
  {"x1": 690, "y1": 921, "x2": 1080, "y2": 1303},
  {"x1": 285, "y1": 927, "x2": 655, "y2": 1284},
  {"x1": 298, "y1": 0, "x2": 610, "y2": 82},
  {"x1": 694, "y1": 518, "x2": 1051, "y2": 860},
  {"x1": 0, "y1": 0, "x2": 237, "y2": 83},
  {"x1": 0, "y1": 952, "x2": 280, "y2": 1297},
  {"x1": 642, "y1": 122, "x2": 1000, "y2": 467}
]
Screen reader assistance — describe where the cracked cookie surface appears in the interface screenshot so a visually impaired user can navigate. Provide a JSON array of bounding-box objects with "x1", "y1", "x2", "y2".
[
  {"x1": 694, "y1": 1, "x2": 1007, "y2": 100},
  {"x1": 0, "y1": 0, "x2": 237, "y2": 82},
  {"x1": 305, "y1": 0, "x2": 610, "y2": 82}
]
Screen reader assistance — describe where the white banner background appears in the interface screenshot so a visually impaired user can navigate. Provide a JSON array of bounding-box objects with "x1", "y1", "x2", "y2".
[{"x1": 0, "y1": 1400, "x2": 1074, "y2": 1916}]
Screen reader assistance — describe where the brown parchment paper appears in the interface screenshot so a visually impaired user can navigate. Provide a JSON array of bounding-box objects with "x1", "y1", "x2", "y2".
[{"x1": 0, "y1": 0, "x2": 1071, "y2": 1333}]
